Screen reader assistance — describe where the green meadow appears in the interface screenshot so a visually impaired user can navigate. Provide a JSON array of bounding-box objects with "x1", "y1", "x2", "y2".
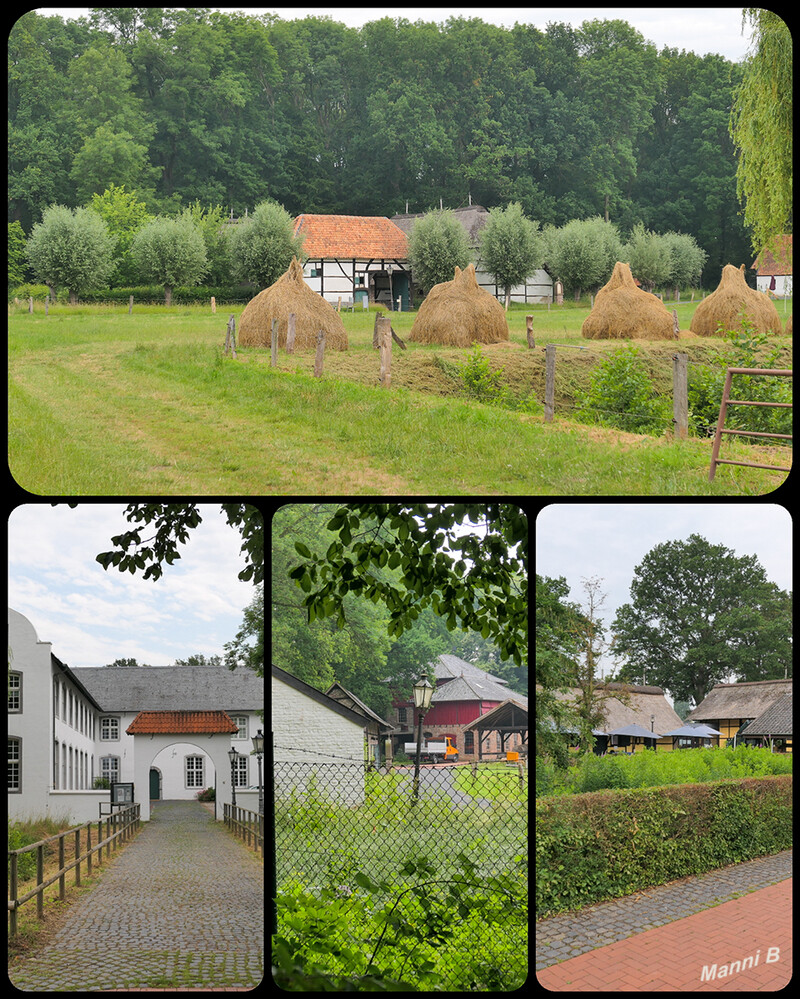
[{"x1": 8, "y1": 299, "x2": 791, "y2": 495}]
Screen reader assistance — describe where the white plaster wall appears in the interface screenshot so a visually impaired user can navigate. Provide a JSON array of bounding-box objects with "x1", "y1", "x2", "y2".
[
  {"x1": 8, "y1": 609, "x2": 54, "y2": 821},
  {"x1": 272, "y1": 675, "x2": 365, "y2": 805}
]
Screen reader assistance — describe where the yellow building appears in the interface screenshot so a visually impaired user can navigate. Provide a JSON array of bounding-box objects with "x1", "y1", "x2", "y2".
[{"x1": 686, "y1": 679, "x2": 793, "y2": 751}]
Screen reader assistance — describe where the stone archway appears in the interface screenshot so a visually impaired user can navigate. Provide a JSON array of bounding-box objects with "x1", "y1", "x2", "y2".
[{"x1": 126, "y1": 711, "x2": 239, "y2": 821}]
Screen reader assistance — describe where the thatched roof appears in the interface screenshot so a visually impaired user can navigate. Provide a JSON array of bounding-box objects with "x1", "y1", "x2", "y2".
[
  {"x1": 238, "y1": 256, "x2": 348, "y2": 350},
  {"x1": 409, "y1": 263, "x2": 509, "y2": 346},
  {"x1": 548, "y1": 683, "x2": 682, "y2": 736},
  {"x1": 582, "y1": 261, "x2": 675, "y2": 340},
  {"x1": 743, "y1": 692, "x2": 792, "y2": 738},
  {"x1": 689, "y1": 263, "x2": 783, "y2": 337},
  {"x1": 687, "y1": 678, "x2": 793, "y2": 722}
]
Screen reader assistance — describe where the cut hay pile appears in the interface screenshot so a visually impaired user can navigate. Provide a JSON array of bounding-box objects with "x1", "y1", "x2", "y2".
[
  {"x1": 238, "y1": 257, "x2": 348, "y2": 350},
  {"x1": 409, "y1": 264, "x2": 509, "y2": 346},
  {"x1": 690, "y1": 263, "x2": 783, "y2": 337},
  {"x1": 582, "y1": 261, "x2": 674, "y2": 340}
]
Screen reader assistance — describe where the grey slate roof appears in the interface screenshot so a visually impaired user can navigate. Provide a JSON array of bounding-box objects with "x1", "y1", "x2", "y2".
[
  {"x1": 72, "y1": 666, "x2": 263, "y2": 713},
  {"x1": 432, "y1": 674, "x2": 526, "y2": 706},
  {"x1": 429, "y1": 654, "x2": 508, "y2": 688},
  {"x1": 742, "y1": 692, "x2": 793, "y2": 737}
]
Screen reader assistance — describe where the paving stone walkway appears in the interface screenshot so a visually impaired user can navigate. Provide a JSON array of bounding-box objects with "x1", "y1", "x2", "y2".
[
  {"x1": 9, "y1": 800, "x2": 264, "y2": 992},
  {"x1": 536, "y1": 850, "x2": 792, "y2": 991}
]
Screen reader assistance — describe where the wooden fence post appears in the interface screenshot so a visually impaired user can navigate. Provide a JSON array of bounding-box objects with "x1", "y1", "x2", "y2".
[
  {"x1": 129, "y1": 295, "x2": 134, "y2": 314},
  {"x1": 525, "y1": 314, "x2": 534, "y2": 348},
  {"x1": 377, "y1": 315, "x2": 392, "y2": 388},
  {"x1": 544, "y1": 344, "x2": 556, "y2": 422},
  {"x1": 313, "y1": 329, "x2": 326, "y2": 377},
  {"x1": 286, "y1": 312, "x2": 296, "y2": 354},
  {"x1": 270, "y1": 319, "x2": 278, "y2": 367},
  {"x1": 224, "y1": 314, "x2": 237, "y2": 358},
  {"x1": 211, "y1": 295, "x2": 216, "y2": 313},
  {"x1": 672, "y1": 352, "x2": 689, "y2": 439},
  {"x1": 672, "y1": 309, "x2": 680, "y2": 338}
]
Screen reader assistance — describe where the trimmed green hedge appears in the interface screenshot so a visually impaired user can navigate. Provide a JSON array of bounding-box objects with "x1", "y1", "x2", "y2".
[{"x1": 536, "y1": 775, "x2": 792, "y2": 917}]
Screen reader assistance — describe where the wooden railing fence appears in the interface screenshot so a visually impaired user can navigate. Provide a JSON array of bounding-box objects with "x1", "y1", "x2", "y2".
[
  {"x1": 223, "y1": 803, "x2": 264, "y2": 859},
  {"x1": 8, "y1": 804, "x2": 141, "y2": 936}
]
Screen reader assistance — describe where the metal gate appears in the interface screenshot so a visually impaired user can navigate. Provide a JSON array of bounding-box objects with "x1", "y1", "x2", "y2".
[{"x1": 708, "y1": 366, "x2": 792, "y2": 481}]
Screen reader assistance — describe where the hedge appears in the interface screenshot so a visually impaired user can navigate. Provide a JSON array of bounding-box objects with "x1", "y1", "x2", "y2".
[{"x1": 536, "y1": 775, "x2": 792, "y2": 917}]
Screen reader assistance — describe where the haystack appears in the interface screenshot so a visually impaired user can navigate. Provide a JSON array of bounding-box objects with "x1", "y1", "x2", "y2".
[
  {"x1": 409, "y1": 264, "x2": 509, "y2": 346},
  {"x1": 582, "y1": 261, "x2": 674, "y2": 340},
  {"x1": 238, "y1": 257, "x2": 348, "y2": 350},
  {"x1": 690, "y1": 263, "x2": 782, "y2": 337}
]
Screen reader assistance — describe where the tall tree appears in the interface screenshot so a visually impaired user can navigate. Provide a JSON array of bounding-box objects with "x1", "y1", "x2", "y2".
[
  {"x1": 290, "y1": 504, "x2": 527, "y2": 668},
  {"x1": 729, "y1": 9, "x2": 792, "y2": 255},
  {"x1": 610, "y1": 533, "x2": 792, "y2": 705}
]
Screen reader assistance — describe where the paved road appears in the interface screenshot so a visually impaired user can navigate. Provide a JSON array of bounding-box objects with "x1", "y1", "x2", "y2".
[
  {"x1": 9, "y1": 800, "x2": 264, "y2": 992},
  {"x1": 537, "y1": 850, "x2": 792, "y2": 992}
]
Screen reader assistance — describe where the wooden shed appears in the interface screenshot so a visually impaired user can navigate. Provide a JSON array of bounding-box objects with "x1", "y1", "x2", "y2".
[{"x1": 753, "y1": 234, "x2": 793, "y2": 298}]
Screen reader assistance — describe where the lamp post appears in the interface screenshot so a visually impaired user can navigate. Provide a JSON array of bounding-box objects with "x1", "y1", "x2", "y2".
[
  {"x1": 411, "y1": 676, "x2": 434, "y2": 807},
  {"x1": 228, "y1": 746, "x2": 239, "y2": 809},
  {"x1": 252, "y1": 728, "x2": 264, "y2": 815}
]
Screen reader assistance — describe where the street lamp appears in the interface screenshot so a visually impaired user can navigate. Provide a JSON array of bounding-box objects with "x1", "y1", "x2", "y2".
[
  {"x1": 411, "y1": 676, "x2": 434, "y2": 806},
  {"x1": 251, "y1": 728, "x2": 264, "y2": 815},
  {"x1": 228, "y1": 746, "x2": 239, "y2": 809}
]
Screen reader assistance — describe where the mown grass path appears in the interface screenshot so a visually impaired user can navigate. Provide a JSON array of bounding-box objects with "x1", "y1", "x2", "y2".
[{"x1": 8, "y1": 308, "x2": 789, "y2": 495}]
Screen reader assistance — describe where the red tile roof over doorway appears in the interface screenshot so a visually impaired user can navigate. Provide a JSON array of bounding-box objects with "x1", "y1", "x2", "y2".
[
  {"x1": 126, "y1": 710, "x2": 239, "y2": 735},
  {"x1": 293, "y1": 214, "x2": 409, "y2": 259}
]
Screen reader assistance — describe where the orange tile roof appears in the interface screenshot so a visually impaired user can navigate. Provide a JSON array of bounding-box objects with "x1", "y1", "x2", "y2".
[
  {"x1": 293, "y1": 214, "x2": 408, "y2": 260},
  {"x1": 126, "y1": 710, "x2": 239, "y2": 735},
  {"x1": 753, "y1": 234, "x2": 793, "y2": 275}
]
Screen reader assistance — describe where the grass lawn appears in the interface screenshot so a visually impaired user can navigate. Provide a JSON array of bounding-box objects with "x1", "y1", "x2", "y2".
[{"x1": 8, "y1": 299, "x2": 791, "y2": 495}]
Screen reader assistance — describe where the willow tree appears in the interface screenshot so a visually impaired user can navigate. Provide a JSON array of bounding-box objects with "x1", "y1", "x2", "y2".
[{"x1": 729, "y1": 9, "x2": 792, "y2": 255}]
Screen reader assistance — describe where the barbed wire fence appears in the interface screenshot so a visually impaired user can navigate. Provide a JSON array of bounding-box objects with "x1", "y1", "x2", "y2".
[{"x1": 272, "y1": 758, "x2": 528, "y2": 990}]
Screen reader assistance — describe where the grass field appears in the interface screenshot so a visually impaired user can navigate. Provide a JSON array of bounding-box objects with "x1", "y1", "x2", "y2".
[{"x1": 8, "y1": 298, "x2": 792, "y2": 495}]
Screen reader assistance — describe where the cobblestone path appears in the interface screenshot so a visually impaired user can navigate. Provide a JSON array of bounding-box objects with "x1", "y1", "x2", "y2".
[{"x1": 9, "y1": 800, "x2": 264, "y2": 992}]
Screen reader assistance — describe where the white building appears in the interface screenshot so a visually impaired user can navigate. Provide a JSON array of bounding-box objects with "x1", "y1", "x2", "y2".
[
  {"x1": 272, "y1": 664, "x2": 371, "y2": 805},
  {"x1": 8, "y1": 608, "x2": 263, "y2": 823}
]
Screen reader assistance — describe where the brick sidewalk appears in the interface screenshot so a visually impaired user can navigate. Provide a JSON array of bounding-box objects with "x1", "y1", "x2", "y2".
[{"x1": 537, "y1": 878, "x2": 792, "y2": 991}]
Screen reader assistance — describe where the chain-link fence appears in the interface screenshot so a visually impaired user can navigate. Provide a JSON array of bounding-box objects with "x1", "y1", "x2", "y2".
[{"x1": 273, "y1": 760, "x2": 528, "y2": 991}]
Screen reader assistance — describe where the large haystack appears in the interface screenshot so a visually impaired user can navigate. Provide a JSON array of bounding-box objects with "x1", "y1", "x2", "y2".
[
  {"x1": 238, "y1": 257, "x2": 348, "y2": 350},
  {"x1": 582, "y1": 261, "x2": 674, "y2": 340},
  {"x1": 690, "y1": 263, "x2": 783, "y2": 337},
  {"x1": 409, "y1": 264, "x2": 509, "y2": 346}
]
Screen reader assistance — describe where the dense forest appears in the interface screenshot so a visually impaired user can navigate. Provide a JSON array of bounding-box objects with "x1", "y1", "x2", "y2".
[{"x1": 9, "y1": 8, "x2": 754, "y2": 284}]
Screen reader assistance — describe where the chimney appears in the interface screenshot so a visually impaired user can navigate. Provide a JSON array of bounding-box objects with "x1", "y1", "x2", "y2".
[
  {"x1": 405, "y1": 200, "x2": 409, "y2": 213},
  {"x1": 468, "y1": 192, "x2": 472, "y2": 206}
]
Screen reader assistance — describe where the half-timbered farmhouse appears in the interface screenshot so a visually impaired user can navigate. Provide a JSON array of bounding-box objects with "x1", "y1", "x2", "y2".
[
  {"x1": 686, "y1": 678, "x2": 793, "y2": 752},
  {"x1": 391, "y1": 204, "x2": 554, "y2": 305},
  {"x1": 293, "y1": 214, "x2": 412, "y2": 309}
]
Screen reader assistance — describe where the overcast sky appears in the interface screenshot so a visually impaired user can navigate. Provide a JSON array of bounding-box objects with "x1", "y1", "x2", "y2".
[
  {"x1": 8, "y1": 504, "x2": 258, "y2": 669},
  {"x1": 536, "y1": 503, "x2": 792, "y2": 682},
  {"x1": 32, "y1": 7, "x2": 755, "y2": 62}
]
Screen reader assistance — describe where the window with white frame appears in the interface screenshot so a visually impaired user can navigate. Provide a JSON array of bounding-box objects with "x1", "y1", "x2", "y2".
[
  {"x1": 101, "y1": 717, "x2": 120, "y2": 741},
  {"x1": 185, "y1": 755, "x2": 204, "y2": 788},
  {"x1": 231, "y1": 715, "x2": 248, "y2": 741},
  {"x1": 100, "y1": 756, "x2": 120, "y2": 784},
  {"x1": 233, "y1": 754, "x2": 248, "y2": 788},
  {"x1": 8, "y1": 738, "x2": 21, "y2": 791},
  {"x1": 8, "y1": 673, "x2": 21, "y2": 712}
]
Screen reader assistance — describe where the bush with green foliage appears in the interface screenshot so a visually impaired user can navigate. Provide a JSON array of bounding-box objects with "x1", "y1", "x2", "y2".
[{"x1": 575, "y1": 343, "x2": 672, "y2": 433}]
